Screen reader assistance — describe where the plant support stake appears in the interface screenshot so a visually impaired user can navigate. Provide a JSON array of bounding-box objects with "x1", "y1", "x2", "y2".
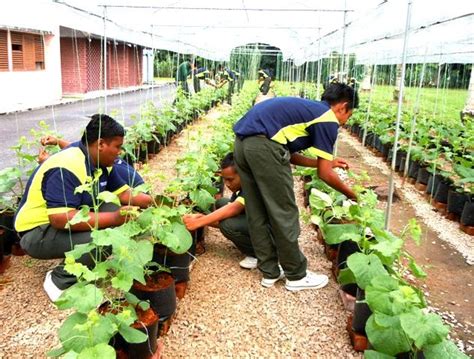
[{"x1": 385, "y1": 0, "x2": 412, "y2": 230}]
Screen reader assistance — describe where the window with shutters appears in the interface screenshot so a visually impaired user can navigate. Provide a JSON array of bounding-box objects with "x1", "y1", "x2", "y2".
[
  {"x1": 11, "y1": 31, "x2": 45, "y2": 71},
  {"x1": 0, "y1": 30, "x2": 8, "y2": 71}
]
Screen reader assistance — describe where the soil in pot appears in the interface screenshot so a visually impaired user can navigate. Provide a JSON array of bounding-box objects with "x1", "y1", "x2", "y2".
[
  {"x1": 461, "y1": 201, "x2": 474, "y2": 227},
  {"x1": 132, "y1": 272, "x2": 177, "y2": 320},
  {"x1": 447, "y1": 189, "x2": 469, "y2": 217},
  {"x1": 352, "y1": 288, "x2": 372, "y2": 335}
]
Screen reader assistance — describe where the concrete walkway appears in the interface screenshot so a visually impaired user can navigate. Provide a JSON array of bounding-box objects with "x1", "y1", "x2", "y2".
[{"x1": 0, "y1": 82, "x2": 176, "y2": 171}]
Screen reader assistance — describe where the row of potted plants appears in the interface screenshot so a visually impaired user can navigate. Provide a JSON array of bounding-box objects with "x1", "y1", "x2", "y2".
[
  {"x1": 347, "y1": 122, "x2": 474, "y2": 234},
  {"x1": 347, "y1": 96, "x2": 473, "y2": 233},
  {"x1": 47, "y1": 83, "x2": 260, "y2": 358},
  {"x1": 297, "y1": 166, "x2": 468, "y2": 358}
]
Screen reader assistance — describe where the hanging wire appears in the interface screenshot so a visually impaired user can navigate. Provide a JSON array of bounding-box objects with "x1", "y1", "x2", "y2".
[
  {"x1": 385, "y1": 0, "x2": 413, "y2": 230},
  {"x1": 403, "y1": 51, "x2": 428, "y2": 179}
]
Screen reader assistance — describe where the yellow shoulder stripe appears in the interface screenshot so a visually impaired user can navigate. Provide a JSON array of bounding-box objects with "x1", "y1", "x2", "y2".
[{"x1": 271, "y1": 109, "x2": 338, "y2": 145}]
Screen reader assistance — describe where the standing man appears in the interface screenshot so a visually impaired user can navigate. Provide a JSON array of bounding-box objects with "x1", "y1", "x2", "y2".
[
  {"x1": 216, "y1": 65, "x2": 238, "y2": 104},
  {"x1": 15, "y1": 114, "x2": 152, "y2": 301},
  {"x1": 176, "y1": 59, "x2": 193, "y2": 95},
  {"x1": 258, "y1": 68, "x2": 272, "y2": 95},
  {"x1": 233, "y1": 83, "x2": 358, "y2": 291},
  {"x1": 192, "y1": 64, "x2": 210, "y2": 93}
]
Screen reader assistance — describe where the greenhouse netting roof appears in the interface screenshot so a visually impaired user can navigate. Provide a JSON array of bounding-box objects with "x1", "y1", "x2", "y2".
[{"x1": 2, "y1": 0, "x2": 473, "y2": 64}]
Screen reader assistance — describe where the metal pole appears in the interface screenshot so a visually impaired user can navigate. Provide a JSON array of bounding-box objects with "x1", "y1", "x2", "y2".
[
  {"x1": 103, "y1": 5, "x2": 108, "y2": 112},
  {"x1": 403, "y1": 57, "x2": 427, "y2": 178},
  {"x1": 304, "y1": 61, "x2": 309, "y2": 97},
  {"x1": 339, "y1": 0, "x2": 348, "y2": 82},
  {"x1": 316, "y1": 28, "x2": 322, "y2": 99},
  {"x1": 385, "y1": 0, "x2": 413, "y2": 230},
  {"x1": 362, "y1": 65, "x2": 377, "y2": 147},
  {"x1": 151, "y1": 25, "x2": 154, "y2": 99}
]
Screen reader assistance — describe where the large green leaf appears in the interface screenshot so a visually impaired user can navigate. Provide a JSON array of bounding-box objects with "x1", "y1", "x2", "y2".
[
  {"x1": 111, "y1": 271, "x2": 134, "y2": 291},
  {"x1": 97, "y1": 191, "x2": 121, "y2": 207},
  {"x1": 347, "y1": 253, "x2": 389, "y2": 290},
  {"x1": 371, "y1": 230, "x2": 403, "y2": 259},
  {"x1": 160, "y1": 222, "x2": 193, "y2": 254},
  {"x1": 189, "y1": 188, "x2": 215, "y2": 211},
  {"x1": 365, "y1": 275, "x2": 400, "y2": 314},
  {"x1": 58, "y1": 312, "x2": 116, "y2": 353},
  {"x1": 118, "y1": 325, "x2": 148, "y2": 344},
  {"x1": 366, "y1": 313, "x2": 412, "y2": 355},
  {"x1": 77, "y1": 343, "x2": 115, "y2": 359},
  {"x1": 322, "y1": 223, "x2": 362, "y2": 245},
  {"x1": 65, "y1": 243, "x2": 95, "y2": 261},
  {"x1": 66, "y1": 206, "x2": 91, "y2": 228},
  {"x1": 424, "y1": 339, "x2": 470, "y2": 359},
  {"x1": 134, "y1": 239, "x2": 154, "y2": 266},
  {"x1": 55, "y1": 284, "x2": 103, "y2": 313},
  {"x1": 337, "y1": 267, "x2": 356, "y2": 285},
  {"x1": 366, "y1": 275, "x2": 422, "y2": 315},
  {"x1": 400, "y1": 308, "x2": 449, "y2": 349}
]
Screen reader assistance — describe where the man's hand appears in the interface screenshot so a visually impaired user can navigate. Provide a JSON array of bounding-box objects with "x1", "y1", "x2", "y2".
[
  {"x1": 332, "y1": 157, "x2": 350, "y2": 169},
  {"x1": 183, "y1": 214, "x2": 205, "y2": 231},
  {"x1": 37, "y1": 147, "x2": 50, "y2": 164},
  {"x1": 40, "y1": 135, "x2": 59, "y2": 146}
]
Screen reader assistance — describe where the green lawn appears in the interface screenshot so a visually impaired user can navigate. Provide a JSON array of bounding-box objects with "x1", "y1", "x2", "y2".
[{"x1": 360, "y1": 85, "x2": 468, "y2": 122}]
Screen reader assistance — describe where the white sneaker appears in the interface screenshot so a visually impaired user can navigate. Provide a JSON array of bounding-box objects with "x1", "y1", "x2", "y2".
[
  {"x1": 239, "y1": 256, "x2": 258, "y2": 269},
  {"x1": 285, "y1": 271, "x2": 329, "y2": 292},
  {"x1": 43, "y1": 270, "x2": 64, "y2": 302},
  {"x1": 261, "y1": 269, "x2": 285, "y2": 288}
]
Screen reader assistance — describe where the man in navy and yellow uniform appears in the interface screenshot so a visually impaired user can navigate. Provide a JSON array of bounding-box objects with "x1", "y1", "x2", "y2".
[
  {"x1": 216, "y1": 65, "x2": 238, "y2": 104},
  {"x1": 192, "y1": 65, "x2": 210, "y2": 93},
  {"x1": 258, "y1": 68, "x2": 272, "y2": 95},
  {"x1": 182, "y1": 153, "x2": 257, "y2": 269},
  {"x1": 233, "y1": 83, "x2": 358, "y2": 291},
  {"x1": 15, "y1": 114, "x2": 152, "y2": 301}
]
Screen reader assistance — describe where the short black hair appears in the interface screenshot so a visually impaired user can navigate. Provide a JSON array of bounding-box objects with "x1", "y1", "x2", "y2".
[
  {"x1": 321, "y1": 83, "x2": 359, "y2": 110},
  {"x1": 81, "y1": 114, "x2": 125, "y2": 145},
  {"x1": 220, "y1": 152, "x2": 235, "y2": 170}
]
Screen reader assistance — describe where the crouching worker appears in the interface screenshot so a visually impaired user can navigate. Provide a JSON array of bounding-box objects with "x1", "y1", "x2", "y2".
[
  {"x1": 182, "y1": 153, "x2": 257, "y2": 269},
  {"x1": 14, "y1": 114, "x2": 152, "y2": 301},
  {"x1": 38, "y1": 135, "x2": 145, "y2": 189}
]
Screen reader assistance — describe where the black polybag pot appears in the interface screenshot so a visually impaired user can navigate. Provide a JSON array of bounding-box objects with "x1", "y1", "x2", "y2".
[
  {"x1": 434, "y1": 181, "x2": 451, "y2": 203},
  {"x1": 426, "y1": 174, "x2": 443, "y2": 196},
  {"x1": 352, "y1": 288, "x2": 372, "y2": 334},
  {"x1": 0, "y1": 213, "x2": 16, "y2": 255},
  {"x1": 408, "y1": 159, "x2": 420, "y2": 179},
  {"x1": 152, "y1": 247, "x2": 191, "y2": 283},
  {"x1": 461, "y1": 201, "x2": 474, "y2": 226},
  {"x1": 131, "y1": 272, "x2": 177, "y2": 319},
  {"x1": 416, "y1": 167, "x2": 430, "y2": 185},
  {"x1": 447, "y1": 189, "x2": 469, "y2": 216},
  {"x1": 396, "y1": 152, "x2": 407, "y2": 173},
  {"x1": 337, "y1": 241, "x2": 360, "y2": 297}
]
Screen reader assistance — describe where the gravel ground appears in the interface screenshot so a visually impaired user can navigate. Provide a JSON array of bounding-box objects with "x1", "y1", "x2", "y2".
[
  {"x1": 0, "y1": 105, "x2": 361, "y2": 358},
  {"x1": 339, "y1": 131, "x2": 474, "y2": 266}
]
